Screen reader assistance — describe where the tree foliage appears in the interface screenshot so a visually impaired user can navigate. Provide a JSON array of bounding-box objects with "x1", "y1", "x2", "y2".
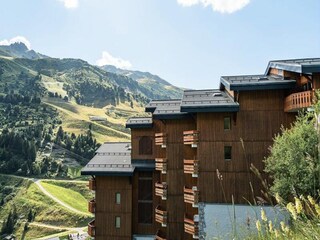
[{"x1": 265, "y1": 104, "x2": 320, "y2": 199}]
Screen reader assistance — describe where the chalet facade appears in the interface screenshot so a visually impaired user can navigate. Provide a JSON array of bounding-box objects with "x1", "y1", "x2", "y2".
[{"x1": 81, "y1": 58, "x2": 320, "y2": 240}]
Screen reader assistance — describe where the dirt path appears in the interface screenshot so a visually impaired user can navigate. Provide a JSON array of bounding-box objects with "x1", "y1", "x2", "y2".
[
  {"x1": 29, "y1": 222, "x2": 83, "y2": 231},
  {"x1": 30, "y1": 222, "x2": 87, "y2": 240},
  {"x1": 34, "y1": 180, "x2": 90, "y2": 216}
]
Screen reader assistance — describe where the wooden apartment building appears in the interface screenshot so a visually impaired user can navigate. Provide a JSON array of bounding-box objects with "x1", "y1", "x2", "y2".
[{"x1": 81, "y1": 58, "x2": 320, "y2": 240}]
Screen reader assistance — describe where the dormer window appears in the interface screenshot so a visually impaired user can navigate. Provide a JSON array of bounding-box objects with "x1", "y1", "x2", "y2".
[{"x1": 213, "y1": 93, "x2": 222, "y2": 97}]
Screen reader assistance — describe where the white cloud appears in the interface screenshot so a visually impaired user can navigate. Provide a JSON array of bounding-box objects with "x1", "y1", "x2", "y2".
[
  {"x1": 0, "y1": 36, "x2": 31, "y2": 50},
  {"x1": 59, "y1": 0, "x2": 79, "y2": 9},
  {"x1": 177, "y1": 0, "x2": 250, "y2": 13},
  {"x1": 96, "y1": 51, "x2": 132, "y2": 69}
]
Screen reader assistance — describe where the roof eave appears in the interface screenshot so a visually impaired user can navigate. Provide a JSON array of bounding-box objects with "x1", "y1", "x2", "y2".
[
  {"x1": 181, "y1": 105, "x2": 239, "y2": 113},
  {"x1": 153, "y1": 113, "x2": 191, "y2": 120},
  {"x1": 302, "y1": 64, "x2": 320, "y2": 73},
  {"x1": 220, "y1": 77, "x2": 231, "y2": 91},
  {"x1": 265, "y1": 62, "x2": 302, "y2": 75},
  {"x1": 125, "y1": 123, "x2": 153, "y2": 129},
  {"x1": 81, "y1": 170, "x2": 134, "y2": 176},
  {"x1": 229, "y1": 82, "x2": 296, "y2": 91},
  {"x1": 145, "y1": 106, "x2": 156, "y2": 113}
]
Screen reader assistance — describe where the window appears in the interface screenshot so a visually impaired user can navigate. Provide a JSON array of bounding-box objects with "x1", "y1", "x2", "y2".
[
  {"x1": 138, "y1": 172, "x2": 153, "y2": 224},
  {"x1": 139, "y1": 136, "x2": 153, "y2": 155},
  {"x1": 224, "y1": 117, "x2": 231, "y2": 130},
  {"x1": 115, "y1": 192, "x2": 121, "y2": 204},
  {"x1": 224, "y1": 146, "x2": 232, "y2": 161},
  {"x1": 115, "y1": 216, "x2": 121, "y2": 228}
]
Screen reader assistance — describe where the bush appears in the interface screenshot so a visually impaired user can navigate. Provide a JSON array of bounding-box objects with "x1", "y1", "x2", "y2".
[{"x1": 265, "y1": 110, "x2": 320, "y2": 199}]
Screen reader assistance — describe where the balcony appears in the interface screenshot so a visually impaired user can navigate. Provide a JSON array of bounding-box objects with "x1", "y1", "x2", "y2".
[
  {"x1": 155, "y1": 182, "x2": 167, "y2": 200},
  {"x1": 88, "y1": 178, "x2": 96, "y2": 191},
  {"x1": 184, "y1": 215, "x2": 199, "y2": 239},
  {"x1": 184, "y1": 186, "x2": 199, "y2": 207},
  {"x1": 184, "y1": 159, "x2": 199, "y2": 177},
  {"x1": 155, "y1": 205, "x2": 167, "y2": 227},
  {"x1": 155, "y1": 230, "x2": 167, "y2": 240},
  {"x1": 155, "y1": 133, "x2": 167, "y2": 148},
  {"x1": 88, "y1": 220, "x2": 95, "y2": 237},
  {"x1": 88, "y1": 199, "x2": 96, "y2": 213},
  {"x1": 183, "y1": 130, "x2": 199, "y2": 147},
  {"x1": 284, "y1": 90, "x2": 313, "y2": 112},
  {"x1": 155, "y1": 158, "x2": 167, "y2": 174}
]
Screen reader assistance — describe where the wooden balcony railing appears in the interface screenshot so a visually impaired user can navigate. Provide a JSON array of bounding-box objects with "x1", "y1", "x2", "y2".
[
  {"x1": 284, "y1": 90, "x2": 313, "y2": 112},
  {"x1": 184, "y1": 186, "x2": 199, "y2": 207},
  {"x1": 88, "y1": 220, "x2": 95, "y2": 237},
  {"x1": 88, "y1": 199, "x2": 96, "y2": 213},
  {"x1": 184, "y1": 159, "x2": 199, "y2": 177},
  {"x1": 88, "y1": 178, "x2": 96, "y2": 191},
  {"x1": 155, "y1": 182, "x2": 168, "y2": 200},
  {"x1": 184, "y1": 215, "x2": 199, "y2": 238},
  {"x1": 155, "y1": 133, "x2": 167, "y2": 148},
  {"x1": 183, "y1": 130, "x2": 199, "y2": 147},
  {"x1": 155, "y1": 158, "x2": 167, "y2": 174},
  {"x1": 155, "y1": 230, "x2": 167, "y2": 240},
  {"x1": 155, "y1": 205, "x2": 167, "y2": 227}
]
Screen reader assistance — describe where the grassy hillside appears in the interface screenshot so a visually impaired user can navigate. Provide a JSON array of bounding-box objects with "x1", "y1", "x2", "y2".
[
  {"x1": 0, "y1": 175, "x2": 92, "y2": 239},
  {"x1": 43, "y1": 97, "x2": 138, "y2": 143},
  {"x1": 39, "y1": 181, "x2": 90, "y2": 214}
]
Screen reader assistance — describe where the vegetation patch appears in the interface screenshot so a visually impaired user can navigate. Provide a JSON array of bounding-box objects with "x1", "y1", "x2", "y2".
[
  {"x1": 41, "y1": 180, "x2": 93, "y2": 203},
  {"x1": 39, "y1": 181, "x2": 90, "y2": 214},
  {"x1": 0, "y1": 176, "x2": 92, "y2": 239}
]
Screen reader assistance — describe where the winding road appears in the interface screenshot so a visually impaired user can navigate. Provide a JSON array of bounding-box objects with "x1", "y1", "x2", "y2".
[{"x1": 34, "y1": 179, "x2": 91, "y2": 216}]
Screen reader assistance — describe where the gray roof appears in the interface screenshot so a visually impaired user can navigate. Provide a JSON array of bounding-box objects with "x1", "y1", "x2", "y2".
[
  {"x1": 145, "y1": 99, "x2": 182, "y2": 112},
  {"x1": 265, "y1": 58, "x2": 320, "y2": 74},
  {"x1": 220, "y1": 74, "x2": 296, "y2": 91},
  {"x1": 145, "y1": 99, "x2": 190, "y2": 119},
  {"x1": 181, "y1": 89, "x2": 239, "y2": 112},
  {"x1": 95, "y1": 142, "x2": 131, "y2": 154},
  {"x1": 126, "y1": 117, "x2": 153, "y2": 129},
  {"x1": 81, "y1": 142, "x2": 134, "y2": 176}
]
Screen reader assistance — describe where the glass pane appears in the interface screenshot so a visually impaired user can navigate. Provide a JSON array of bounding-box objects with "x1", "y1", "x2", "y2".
[
  {"x1": 115, "y1": 192, "x2": 121, "y2": 204},
  {"x1": 224, "y1": 146, "x2": 232, "y2": 160},
  {"x1": 224, "y1": 117, "x2": 231, "y2": 130},
  {"x1": 115, "y1": 216, "x2": 121, "y2": 228}
]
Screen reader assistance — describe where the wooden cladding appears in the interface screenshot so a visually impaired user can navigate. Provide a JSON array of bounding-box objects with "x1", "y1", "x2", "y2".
[
  {"x1": 155, "y1": 158, "x2": 167, "y2": 174},
  {"x1": 155, "y1": 182, "x2": 167, "y2": 200},
  {"x1": 155, "y1": 230, "x2": 167, "y2": 240},
  {"x1": 284, "y1": 90, "x2": 313, "y2": 112},
  {"x1": 155, "y1": 205, "x2": 167, "y2": 227},
  {"x1": 184, "y1": 187, "x2": 199, "y2": 206},
  {"x1": 184, "y1": 159, "x2": 198, "y2": 177},
  {"x1": 88, "y1": 199, "x2": 96, "y2": 213},
  {"x1": 183, "y1": 130, "x2": 199, "y2": 147},
  {"x1": 155, "y1": 133, "x2": 167, "y2": 148},
  {"x1": 88, "y1": 220, "x2": 96, "y2": 237},
  {"x1": 88, "y1": 178, "x2": 96, "y2": 191},
  {"x1": 184, "y1": 216, "x2": 199, "y2": 237},
  {"x1": 139, "y1": 136, "x2": 153, "y2": 155}
]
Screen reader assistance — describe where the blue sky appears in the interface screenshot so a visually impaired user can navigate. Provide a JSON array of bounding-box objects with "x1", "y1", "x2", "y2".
[{"x1": 0, "y1": 0, "x2": 319, "y2": 89}]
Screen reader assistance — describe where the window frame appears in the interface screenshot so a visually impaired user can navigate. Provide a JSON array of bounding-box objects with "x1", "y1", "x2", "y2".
[
  {"x1": 224, "y1": 146, "x2": 232, "y2": 161},
  {"x1": 115, "y1": 216, "x2": 121, "y2": 229},
  {"x1": 224, "y1": 116, "x2": 231, "y2": 131},
  {"x1": 115, "y1": 192, "x2": 121, "y2": 205}
]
